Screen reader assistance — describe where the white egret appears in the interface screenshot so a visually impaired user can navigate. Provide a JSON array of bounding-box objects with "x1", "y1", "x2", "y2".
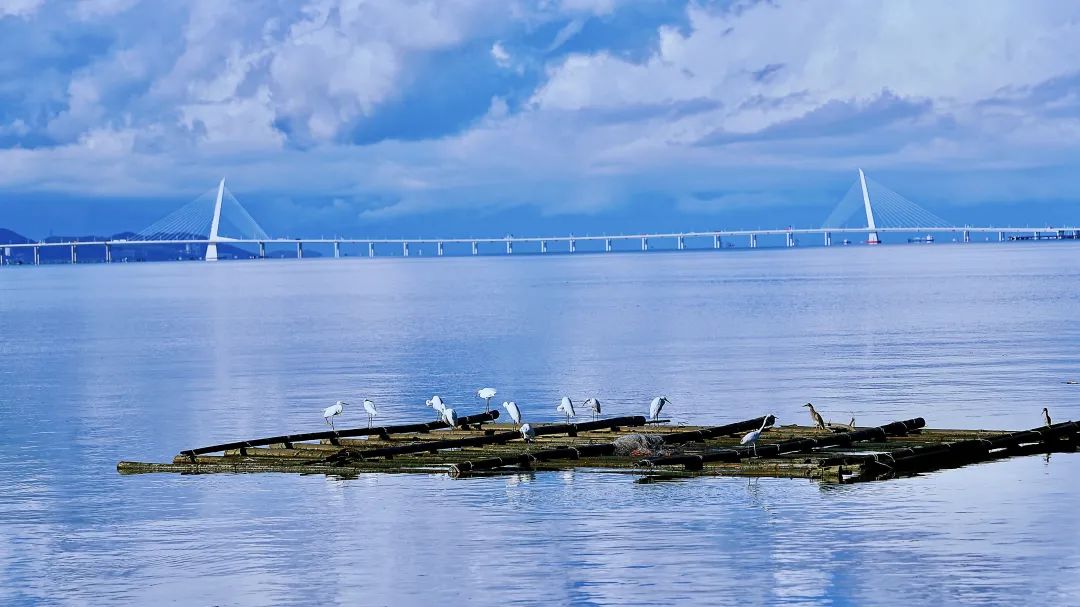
[
  {"x1": 363, "y1": 398, "x2": 378, "y2": 428},
  {"x1": 1043, "y1": 407, "x2": 1052, "y2": 427},
  {"x1": 803, "y1": 403, "x2": 826, "y2": 430},
  {"x1": 584, "y1": 397, "x2": 601, "y2": 421},
  {"x1": 441, "y1": 407, "x2": 458, "y2": 433},
  {"x1": 740, "y1": 416, "x2": 772, "y2": 457},
  {"x1": 502, "y1": 401, "x2": 522, "y2": 425},
  {"x1": 426, "y1": 395, "x2": 446, "y2": 420},
  {"x1": 476, "y1": 387, "x2": 497, "y2": 412},
  {"x1": 556, "y1": 397, "x2": 576, "y2": 424},
  {"x1": 323, "y1": 400, "x2": 347, "y2": 430},
  {"x1": 520, "y1": 423, "x2": 536, "y2": 453},
  {"x1": 649, "y1": 396, "x2": 671, "y2": 422}
]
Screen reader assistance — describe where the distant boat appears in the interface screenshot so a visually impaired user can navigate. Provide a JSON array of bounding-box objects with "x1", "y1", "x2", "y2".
[{"x1": 908, "y1": 235, "x2": 934, "y2": 243}]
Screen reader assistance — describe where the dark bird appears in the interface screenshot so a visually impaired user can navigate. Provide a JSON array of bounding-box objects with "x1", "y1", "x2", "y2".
[
  {"x1": 1043, "y1": 407, "x2": 1052, "y2": 427},
  {"x1": 803, "y1": 402, "x2": 826, "y2": 430}
]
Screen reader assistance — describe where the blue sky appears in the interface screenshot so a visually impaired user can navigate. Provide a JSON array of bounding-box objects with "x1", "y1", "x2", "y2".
[{"x1": 1, "y1": 0, "x2": 1079, "y2": 238}]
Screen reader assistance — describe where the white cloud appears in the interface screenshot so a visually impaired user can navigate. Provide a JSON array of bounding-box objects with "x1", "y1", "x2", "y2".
[
  {"x1": 491, "y1": 41, "x2": 511, "y2": 67},
  {"x1": 0, "y1": 0, "x2": 43, "y2": 18}
]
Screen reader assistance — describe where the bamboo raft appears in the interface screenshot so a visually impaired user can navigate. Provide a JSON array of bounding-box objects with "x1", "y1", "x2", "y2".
[{"x1": 116, "y1": 410, "x2": 1080, "y2": 483}]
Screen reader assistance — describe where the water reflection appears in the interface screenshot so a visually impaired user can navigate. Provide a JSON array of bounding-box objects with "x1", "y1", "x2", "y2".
[{"x1": 0, "y1": 244, "x2": 1079, "y2": 605}]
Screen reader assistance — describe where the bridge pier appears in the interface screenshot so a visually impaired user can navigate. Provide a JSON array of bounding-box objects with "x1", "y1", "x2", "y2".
[
  {"x1": 506, "y1": 240, "x2": 512, "y2": 255},
  {"x1": 569, "y1": 239, "x2": 576, "y2": 253},
  {"x1": 333, "y1": 242, "x2": 341, "y2": 259},
  {"x1": 368, "y1": 242, "x2": 375, "y2": 258},
  {"x1": 998, "y1": 231, "x2": 1005, "y2": 242},
  {"x1": 749, "y1": 234, "x2": 757, "y2": 249},
  {"x1": 258, "y1": 242, "x2": 266, "y2": 258},
  {"x1": 541, "y1": 240, "x2": 547, "y2": 254},
  {"x1": 962, "y1": 230, "x2": 971, "y2": 244},
  {"x1": 785, "y1": 232, "x2": 795, "y2": 248},
  {"x1": 471, "y1": 241, "x2": 478, "y2": 256},
  {"x1": 641, "y1": 237, "x2": 648, "y2": 251},
  {"x1": 33, "y1": 246, "x2": 40, "y2": 265},
  {"x1": 824, "y1": 232, "x2": 832, "y2": 247},
  {"x1": 296, "y1": 242, "x2": 304, "y2": 259},
  {"x1": 402, "y1": 242, "x2": 409, "y2": 257},
  {"x1": 677, "y1": 236, "x2": 685, "y2": 251},
  {"x1": 713, "y1": 234, "x2": 721, "y2": 249},
  {"x1": 437, "y1": 242, "x2": 444, "y2": 256},
  {"x1": 70, "y1": 244, "x2": 77, "y2": 264},
  {"x1": 104, "y1": 243, "x2": 112, "y2": 263},
  {"x1": 605, "y1": 238, "x2": 612, "y2": 252}
]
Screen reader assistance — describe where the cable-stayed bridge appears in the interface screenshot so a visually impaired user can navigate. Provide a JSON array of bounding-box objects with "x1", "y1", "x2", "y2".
[{"x1": 2, "y1": 171, "x2": 1078, "y2": 264}]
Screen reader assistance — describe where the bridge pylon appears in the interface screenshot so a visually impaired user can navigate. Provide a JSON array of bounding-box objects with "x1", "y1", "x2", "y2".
[
  {"x1": 858, "y1": 169, "x2": 880, "y2": 245},
  {"x1": 205, "y1": 178, "x2": 225, "y2": 261}
]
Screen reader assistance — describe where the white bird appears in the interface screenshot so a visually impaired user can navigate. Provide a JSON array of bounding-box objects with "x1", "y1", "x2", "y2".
[
  {"x1": 520, "y1": 422, "x2": 536, "y2": 453},
  {"x1": 649, "y1": 396, "x2": 671, "y2": 422},
  {"x1": 441, "y1": 407, "x2": 458, "y2": 433},
  {"x1": 477, "y1": 387, "x2": 497, "y2": 412},
  {"x1": 740, "y1": 415, "x2": 772, "y2": 457},
  {"x1": 323, "y1": 400, "x2": 347, "y2": 430},
  {"x1": 556, "y1": 396, "x2": 576, "y2": 424},
  {"x1": 584, "y1": 397, "x2": 601, "y2": 421},
  {"x1": 502, "y1": 401, "x2": 522, "y2": 425},
  {"x1": 363, "y1": 398, "x2": 378, "y2": 428},
  {"x1": 426, "y1": 395, "x2": 446, "y2": 420}
]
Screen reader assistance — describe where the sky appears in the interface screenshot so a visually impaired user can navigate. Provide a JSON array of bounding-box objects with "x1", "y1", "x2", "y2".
[{"x1": 1, "y1": 0, "x2": 1079, "y2": 239}]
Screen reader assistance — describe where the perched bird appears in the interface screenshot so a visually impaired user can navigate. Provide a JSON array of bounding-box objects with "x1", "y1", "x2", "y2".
[
  {"x1": 520, "y1": 423, "x2": 536, "y2": 443},
  {"x1": 803, "y1": 402, "x2": 826, "y2": 430},
  {"x1": 363, "y1": 398, "x2": 378, "y2": 428},
  {"x1": 426, "y1": 395, "x2": 446, "y2": 420},
  {"x1": 476, "y1": 387, "x2": 497, "y2": 411},
  {"x1": 323, "y1": 400, "x2": 347, "y2": 430},
  {"x1": 740, "y1": 415, "x2": 772, "y2": 457},
  {"x1": 441, "y1": 407, "x2": 458, "y2": 432},
  {"x1": 1043, "y1": 407, "x2": 1052, "y2": 427},
  {"x1": 649, "y1": 396, "x2": 671, "y2": 422},
  {"x1": 584, "y1": 397, "x2": 601, "y2": 421},
  {"x1": 502, "y1": 401, "x2": 522, "y2": 425},
  {"x1": 556, "y1": 397, "x2": 576, "y2": 424}
]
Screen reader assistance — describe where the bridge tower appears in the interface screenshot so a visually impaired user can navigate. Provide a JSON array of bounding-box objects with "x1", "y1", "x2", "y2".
[
  {"x1": 205, "y1": 179, "x2": 225, "y2": 261},
  {"x1": 858, "y1": 169, "x2": 880, "y2": 245}
]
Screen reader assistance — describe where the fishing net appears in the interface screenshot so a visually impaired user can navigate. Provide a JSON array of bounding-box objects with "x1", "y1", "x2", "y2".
[{"x1": 613, "y1": 434, "x2": 669, "y2": 456}]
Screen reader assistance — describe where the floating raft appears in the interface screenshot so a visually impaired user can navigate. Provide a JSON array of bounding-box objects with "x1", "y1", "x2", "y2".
[{"x1": 116, "y1": 412, "x2": 1080, "y2": 483}]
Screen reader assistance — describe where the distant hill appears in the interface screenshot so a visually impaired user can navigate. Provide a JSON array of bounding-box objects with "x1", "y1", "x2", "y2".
[{"x1": 1, "y1": 228, "x2": 317, "y2": 264}]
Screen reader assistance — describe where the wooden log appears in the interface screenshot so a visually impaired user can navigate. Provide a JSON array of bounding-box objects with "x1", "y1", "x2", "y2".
[
  {"x1": 449, "y1": 416, "x2": 774, "y2": 476},
  {"x1": 645, "y1": 418, "x2": 926, "y2": 470},
  {"x1": 857, "y1": 420, "x2": 1080, "y2": 480},
  {"x1": 177, "y1": 410, "x2": 501, "y2": 459},
  {"x1": 319, "y1": 415, "x2": 646, "y2": 464}
]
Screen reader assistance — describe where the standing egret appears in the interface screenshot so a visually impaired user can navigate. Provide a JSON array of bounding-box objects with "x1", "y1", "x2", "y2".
[
  {"x1": 363, "y1": 398, "x2": 378, "y2": 428},
  {"x1": 441, "y1": 407, "x2": 458, "y2": 433},
  {"x1": 476, "y1": 387, "x2": 497, "y2": 412},
  {"x1": 1043, "y1": 407, "x2": 1052, "y2": 427},
  {"x1": 502, "y1": 401, "x2": 522, "y2": 425},
  {"x1": 584, "y1": 397, "x2": 601, "y2": 421},
  {"x1": 649, "y1": 396, "x2": 671, "y2": 422},
  {"x1": 803, "y1": 403, "x2": 826, "y2": 430},
  {"x1": 740, "y1": 415, "x2": 773, "y2": 457},
  {"x1": 426, "y1": 395, "x2": 446, "y2": 420},
  {"x1": 556, "y1": 397, "x2": 576, "y2": 424},
  {"x1": 323, "y1": 400, "x2": 347, "y2": 430}
]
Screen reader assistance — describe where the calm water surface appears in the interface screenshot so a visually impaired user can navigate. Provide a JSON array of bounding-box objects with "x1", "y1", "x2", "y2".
[{"x1": 2, "y1": 243, "x2": 1079, "y2": 606}]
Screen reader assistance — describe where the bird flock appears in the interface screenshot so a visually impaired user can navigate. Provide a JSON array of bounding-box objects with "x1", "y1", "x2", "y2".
[
  {"x1": 320, "y1": 389, "x2": 676, "y2": 443},
  {"x1": 322, "y1": 396, "x2": 1059, "y2": 454}
]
